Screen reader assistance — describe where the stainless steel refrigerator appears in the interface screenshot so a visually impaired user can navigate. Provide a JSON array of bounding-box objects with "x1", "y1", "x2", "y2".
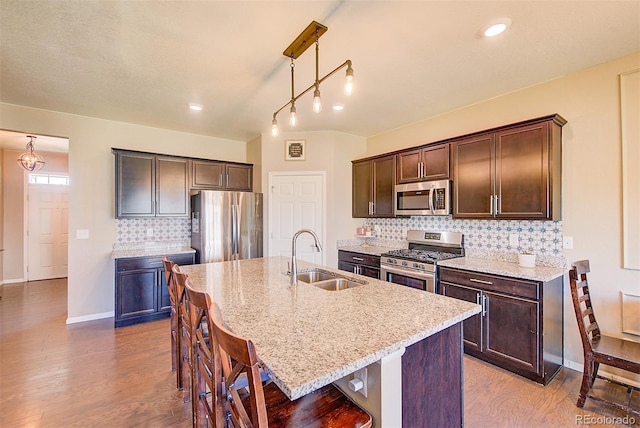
[{"x1": 190, "y1": 191, "x2": 263, "y2": 263}]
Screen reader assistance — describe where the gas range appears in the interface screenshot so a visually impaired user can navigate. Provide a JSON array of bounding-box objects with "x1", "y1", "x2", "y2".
[{"x1": 380, "y1": 231, "x2": 464, "y2": 292}]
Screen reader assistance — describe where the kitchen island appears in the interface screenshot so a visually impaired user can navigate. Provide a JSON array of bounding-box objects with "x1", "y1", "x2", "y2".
[{"x1": 181, "y1": 256, "x2": 480, "y2": 427}]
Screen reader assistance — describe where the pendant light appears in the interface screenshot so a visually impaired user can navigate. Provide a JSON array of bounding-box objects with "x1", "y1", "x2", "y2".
[
  {"x1": 17, "y1": 135, "x2": 45, "y2": 172},
  {"x1": 271, "y1": 21, "x2": 354, "y2": 135}
]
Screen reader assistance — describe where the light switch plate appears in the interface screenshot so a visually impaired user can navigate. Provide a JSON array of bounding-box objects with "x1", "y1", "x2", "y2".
[
  {"x1": 146, "y1": 228, "x2": 154, "y2": 237},
  {"x1": 76, "y1": 229, "x2": 89, "y2": 240},
  {"x1": 563, "y1": 236, "x2": 574, "y2": 249}
]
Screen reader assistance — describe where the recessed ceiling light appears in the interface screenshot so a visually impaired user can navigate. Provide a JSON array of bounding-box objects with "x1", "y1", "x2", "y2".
[
  {"x1": 188, "y1": 103, "x2": 203, "y2": 111},
  {"x1": 333, "y1": 104, "x2": 344, "y2": 111},
  {"x1": 482, "y1": 18, "x2": 512, "y2": 37}
]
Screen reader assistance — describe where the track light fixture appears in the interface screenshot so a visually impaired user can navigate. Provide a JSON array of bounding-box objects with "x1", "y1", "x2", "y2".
[
  {"x1": 17, "y1": 135, "x2": 45, "y2": 171},
  {"x1": 271, "y1": 21, "x2": 354, "y2": 136}
]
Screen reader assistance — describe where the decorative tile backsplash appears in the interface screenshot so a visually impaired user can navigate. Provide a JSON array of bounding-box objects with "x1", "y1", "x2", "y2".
[
  {"x1": 116, "y1": 218, "x2": 191, "y2": 243},
  {"x1": 362, "y1": 217, "x2": 563, "y2": 257}
]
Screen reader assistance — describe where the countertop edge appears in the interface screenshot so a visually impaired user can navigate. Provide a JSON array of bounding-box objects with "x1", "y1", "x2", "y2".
[{"x1": 437, "y1": 257, "x2": 566, "y2": 282}]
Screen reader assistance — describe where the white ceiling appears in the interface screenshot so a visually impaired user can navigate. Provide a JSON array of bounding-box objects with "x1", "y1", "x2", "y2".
[{"x1": 1, "y1": 1, "x2": 639, "y2": 148}]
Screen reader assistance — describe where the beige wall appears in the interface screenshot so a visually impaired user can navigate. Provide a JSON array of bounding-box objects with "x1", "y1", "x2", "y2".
[
  {"x1": 0, "y1": 103, "x2": 246, "y2": 322},
  {"x1": 368, "y1": 52, "x2": 640, "y2": 370},
  {"x1": 258, "y1": 131, "x2": 366, "y2": 267},
  {"x1": 2, "y1": 149, "x2": 69, "y2": 282},
  {"x1": 0, "y1": 150, "x2": 3, "y2": 286}
]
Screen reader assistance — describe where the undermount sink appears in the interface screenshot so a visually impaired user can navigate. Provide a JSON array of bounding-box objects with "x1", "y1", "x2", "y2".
[{"x1": 294, "y1": 269, "x2": 366, "y2": 291}]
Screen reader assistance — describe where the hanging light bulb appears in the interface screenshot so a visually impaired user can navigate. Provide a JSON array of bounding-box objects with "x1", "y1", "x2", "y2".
[
  {"x1": 271, "y1": 117, "x2": 278, "y2": 136},
  {"x1": 17, "y1": 135, "x2": 45, "y2": 171},
  {"x1": 289, "y1": 103, "x2": 297, "y2": 126},
  {"x1": 313, "y1": 86, "x2": 322, "y2": 113},
  {"x1": 344, "y1": 61, "x2": 354, "y2": 95}
]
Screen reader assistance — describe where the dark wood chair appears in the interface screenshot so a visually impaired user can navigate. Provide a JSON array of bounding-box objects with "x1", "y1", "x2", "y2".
[
  {"x1": 174, "y1": 265, "x2": 195, "y2": 408},
  {"x1": 210, "y1": 302, "x2": 373, "y2": 428},
  {"x1": 184, "y1": 284, "x2": 225, "y2": 428},
  {"x1": 162, "y1": 256, "x2": 182, "y2": 389},
  {"x1": 569, "y1": 260, "x2": 640, "y2": 418}
]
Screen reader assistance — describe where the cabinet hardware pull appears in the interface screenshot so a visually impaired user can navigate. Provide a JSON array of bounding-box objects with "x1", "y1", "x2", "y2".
[
  {"x1": 368, "y1": 201, "x2": 373, "y2": 216},
  {"x1": 417, "y1": 163, "x2": 421, "y2": 178},
  {"x1": 495, "y1": 195, "x2": 500, "y2": 215},
  {"x1": 353, "y1": 266, "x2": 358, "y2": 274},
  {"x1": 482, "y1": 294, "x2": 487, "y2": 316},
  {"x1": 352, "y1": 257, "x2": 364, "y2": 261},
  {"x1": 489, "y1": 195, "x2": 494, "y2": 216},
  {"x1": 470, "y1": 278, "x2": 493, "y2": 285}
]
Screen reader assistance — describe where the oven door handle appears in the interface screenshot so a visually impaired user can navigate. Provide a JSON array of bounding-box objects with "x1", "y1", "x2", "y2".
[{"x1": 381, "y1": 264, "x2": 434, "y2": 280}]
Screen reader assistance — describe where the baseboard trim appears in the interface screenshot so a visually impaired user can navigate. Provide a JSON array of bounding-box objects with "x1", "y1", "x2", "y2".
[
  {"x1": 66, "y1": 311, "x2": 114, "y2": 325},
  {"x1": 564, "y1": 358, "x2": 640, "y2": 388},
  {"x1": 3, "y1": 278, "x2": 27, "y2": 284}
]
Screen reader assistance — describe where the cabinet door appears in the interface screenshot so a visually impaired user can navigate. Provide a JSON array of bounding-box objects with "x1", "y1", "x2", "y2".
[
  {"x1": 156, "y1": 156, "x2": 189, "y2": 217},
  {"x1": 441, "y1": 282, "x2": 483, "y2": 353},
  {"x1": 338, "y1": 260, "x2": 358, "y2": 274},
  {"x1": 484, "y1": 291, "x2": 540, "y2": 375},
  {"x1": 352, "y1": 160, "x2": 372, "y2": 217},
  {"x1": 116, "y1": 152, "x2": 155, "y2": 217},
  {"x1": 452, "y1": 134, "x2": 495, "y2": 218},
  {"x1": 371, "y1": 155, "x2": 396, "y2": 217},
  {"x1": 117, "y1": 269, "x2": 157, "y2": 319},
  {"x1": 192, "y1": 160, "x2": 224, "y2": 189},
  {"x1": 358, "y1": 265, "x2": 380, "y2": 279},
  {"x1": 495, "y1": 122, "x2": 550, "y2": 219},
  {"x1": 158, "y1": 267, "x2": 172, "y2": 312},
  {"x1": 225, "y1": 164, "x2": 253, "y2": 191},
  {"x1": 396, "y1": 149, "x2": 422, "y2": 184},
  {"x1": 422, "y1": 144, "x2": 450, "y2": 180}
]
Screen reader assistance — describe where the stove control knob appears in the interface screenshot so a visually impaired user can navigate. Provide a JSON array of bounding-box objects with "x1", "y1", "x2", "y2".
[{"x1": 402, "y1": 261, "x2": 408, "y2": 267}]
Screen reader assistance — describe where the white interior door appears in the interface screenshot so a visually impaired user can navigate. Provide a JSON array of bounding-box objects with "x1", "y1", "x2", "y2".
[
  {"x1": 269, "y1": 172, "x2": 325, "y2": 266},
  {"x1": 27, "y1": 183, "x2": 69, "y2": 280}
]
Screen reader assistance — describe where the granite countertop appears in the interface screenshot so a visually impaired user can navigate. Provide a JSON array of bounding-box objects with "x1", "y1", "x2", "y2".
[
  {"x1": 438, "y1": 256, "x2": 566, "y2": 282},
  {"x1": 338, "y1": 245, "x2": 399, "y2": 257},
  {"x1": 111, "y1": 240, "x2": 195, "y2": 259},
  {"x1": 180, "y1": 256, "x2": 480, "y2": 400}
]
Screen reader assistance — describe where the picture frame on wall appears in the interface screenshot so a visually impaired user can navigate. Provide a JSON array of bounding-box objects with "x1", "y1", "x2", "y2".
[{"x1": 285, "y1": 139, "x2": 305, "y2": 161}]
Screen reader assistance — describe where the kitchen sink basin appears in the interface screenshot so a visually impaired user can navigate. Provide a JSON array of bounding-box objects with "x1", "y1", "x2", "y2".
[
  {"x1": 294, "y1": 269, "x2": 366, "y2": 291},
  {"x1": 311, "y1": 278, "x2": 363, "y2": 291},
  {"x1": 295, "y1": 269, "x2": 337, "y2": 283}
]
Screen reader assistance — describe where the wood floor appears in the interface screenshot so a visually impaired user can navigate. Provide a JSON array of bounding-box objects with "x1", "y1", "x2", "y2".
[{"x1": 1, "y1": 278, "x2": 638, "y2": 427}]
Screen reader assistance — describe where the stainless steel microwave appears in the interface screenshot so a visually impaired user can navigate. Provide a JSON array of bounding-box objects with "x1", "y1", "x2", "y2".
[{"x1": 394, "y1": 180, "x2": 451, "y2": 216}]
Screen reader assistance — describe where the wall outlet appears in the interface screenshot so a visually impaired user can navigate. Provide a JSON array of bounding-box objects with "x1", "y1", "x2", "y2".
[
  {"x1": 509, "y1": 233, "x2": 519, "y2": 247},
  {"x1": 146, "y1": 228, "x2": 154, "y2": 237},
  {"x1": 563, "y1": 236, "x2": 573, "y2": 249},
  {"x1": 76, "y1": 229, "x2": 89, "y2": 240}
]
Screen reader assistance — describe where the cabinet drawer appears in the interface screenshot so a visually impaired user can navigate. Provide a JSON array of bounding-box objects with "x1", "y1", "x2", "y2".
[
  {"x1": 439, "y1": 267, "x2": 539, "y2": 300},
  {"x1": 116, "y1": 253, "x2": 195, "y2": 272},
  {"x1": 338, "y1": 251, "x2": 380, "y2": 268}
]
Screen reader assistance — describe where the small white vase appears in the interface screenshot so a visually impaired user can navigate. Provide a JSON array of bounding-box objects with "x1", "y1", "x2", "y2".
[{"x1": 518, "y1": 253, "x2": 536, "y2": 268}]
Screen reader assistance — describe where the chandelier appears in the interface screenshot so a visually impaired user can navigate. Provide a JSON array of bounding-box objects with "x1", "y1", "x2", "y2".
[
  {"x1": 17, "y1": 135, "x2": 46, "y2": 171},
  {"x1": 271, "y1": 21, "x2": 354, "y2": 136}
]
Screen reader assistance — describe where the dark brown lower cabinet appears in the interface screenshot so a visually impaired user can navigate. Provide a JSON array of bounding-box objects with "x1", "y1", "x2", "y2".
[
  {"x1": 115, "y1": 252, "x2": 195, "y2": 327},
  {"x1": 439, "y1": 267, "x2": 563, "y2": 385},
  {"x1": 337, "y1": 250, "x2": 380, "y2": 279}
]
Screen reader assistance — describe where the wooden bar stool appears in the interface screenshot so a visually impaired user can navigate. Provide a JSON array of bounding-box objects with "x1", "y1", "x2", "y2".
[
  {"x1": 569, "y1": 260, "x2": 640, "y2": 418},
  {"x1": 162, "y1": 256, "x2": 182, "y2": 389},
  {"x1": 184, "y1": 284, "x2": 225, "y2": 428},
  {"x1": 210, "y1": 302, "x2": 373, "y2": 428},
  {"x1": 174, "y1": 266, "x2": 195, "y2": 409}
]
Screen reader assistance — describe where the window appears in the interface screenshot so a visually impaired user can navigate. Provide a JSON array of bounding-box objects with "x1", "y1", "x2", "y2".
[{"x1": 28, "y1": 173, "x2": 69, "y2": 186}]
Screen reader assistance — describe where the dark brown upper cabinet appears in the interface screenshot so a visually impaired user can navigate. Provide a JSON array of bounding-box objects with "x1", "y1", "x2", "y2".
[
  {"x1": 452, "y1": 115, "x2": 565, "y2": 220},
  {"x1": 396, "y1": 144, "x2": 450, "y2": 184},
  {"x1": 352, "y1": 155, "x2": 396, "y2": 218},
  {"x1": 115, "y1": 150, "x2": 189, "y2": 218},
  {"x1": 191, "y1": 160, "x2": 253, "y2": 191}
]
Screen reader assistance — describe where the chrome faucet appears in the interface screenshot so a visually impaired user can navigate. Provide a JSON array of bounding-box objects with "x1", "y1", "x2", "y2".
[{"x1": 290, "y1": 229, "x2": 322, "y2": 283}]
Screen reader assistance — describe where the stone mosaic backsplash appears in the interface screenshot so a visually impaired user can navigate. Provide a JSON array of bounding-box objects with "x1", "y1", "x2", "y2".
[
  {"x1": 361, "y1": 216, "x2": 563, "y2": 257},
  {"x1": 115, "y1": 218, "x2": 191, "y2": 243}
]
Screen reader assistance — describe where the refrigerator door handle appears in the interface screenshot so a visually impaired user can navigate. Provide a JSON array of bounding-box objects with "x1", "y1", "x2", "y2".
[{"x1": 232, "y1": 202, "x2": 238, "y2": 259}]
